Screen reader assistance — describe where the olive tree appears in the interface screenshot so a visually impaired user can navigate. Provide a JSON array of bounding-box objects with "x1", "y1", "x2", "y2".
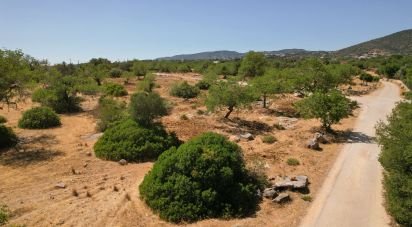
[
  {"x1": 295, "y1": 89, "x2": 351, "y2": 131},
  {"x1": 206, "y1": 80, "x2": 256, "y2": 118},
  {"x1": 238, "y1": 51, "x2": 267, "y2": 78}
]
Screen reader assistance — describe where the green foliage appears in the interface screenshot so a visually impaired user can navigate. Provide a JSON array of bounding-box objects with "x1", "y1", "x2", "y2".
[
  {"x1": 301, "y1": 195, "x2": 313, "y2": 202},
  {"x1": 0, "y1": 115, "x2": 6, "y2": 124},
  {"x1": 286, "y1": 158, "x2": 300, "y2": 166},
  {"x1": 103, "y1": 83, "x2": 128, "y2": 97},
  {"x1": 195, "y1": 80, "x2": 211, "y2": 90},
  {"x1": 0, "y1": 124, "x2": 18, "y2": 149},
  {"x1": 0, "y1": 204, "x2": 9, "y2": 225},
  {"x1": 31, "y1": 86, "x2": 81, "y2": 113},
  {"x1": 359, "y1": 72, "x2": 375, "y2": 83},
  {"x1": 18, "y1": 107, "x2": 61, "y2": 129},
  {"x1": 139, "y1": 132, "x2": 261, "y2": 223},
  {"x1": 96, "y1": 97, "x2": 127, "y2": 132},
  {"x1": 238, "y1": 51, "x2": 267, "y2": 77},
  {"x1": 170, "y1": 81, "x2": 200, "y2": 99},
  {"x1": 109, "y1": 68, "x2": 122, "y2": 78},
  {"x1": 129, "y1": 92, "x2": 168, "y2": 126},
  {"x1": 137, "y1": 74, "x2": 156, "y2": 92},
  {"x1": 132, "y1": 61, "x2": 148, "y2": 78},
  {"x1": 206, "y1": 80, "x2": 256, "y2": 118},
  {"x1": 376, "y1": 102, "x2": 412, "y2": 226},
  {"x1": 261, "y1": 135, "x2": 277, "y2": 144},
  {"x1": 296, "y1": 90, "x2": 350, "y2": 131},
  {"x1": 94, "y1": 119, "x2": 180, "y2": 162}
]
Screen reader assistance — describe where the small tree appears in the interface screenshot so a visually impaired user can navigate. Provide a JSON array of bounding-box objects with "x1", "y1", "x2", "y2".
[
  {"x1": 109, "y1": 68, "x2": 122, "y2": 78},
  {"x1": 238, "y1": 51, "x2": 267, "y2": 78},
  {"x1": 359, "y1": 72, "x2": 374, "y2": 85},
  {"x1": 103, "y1": 83, "x2": 128, "y2": 97},
  {"x1": 170, "y1": 81, "x2": 200, "y2": 99},
  {"x1": 96, "y1": 97, "x2": 127, "y2": 132},
  {"x1": 129, "y1": 92, "x2": 168, "y2": 126},
  {"x1": 137, "y1": 74, "x2": 156, "y2": 93},
  {"x1": 132, "y1": 61, "x2": 147, "y2": 80},
  {"x1": 206, "y1": 80, "x2": 256, "y2": 118},
  {"x1": 251, "y1": 70, "x2": 292, "y2": 108},
  {"x1": 295, "y1": 89, "x2": 350, "y2": 131}
]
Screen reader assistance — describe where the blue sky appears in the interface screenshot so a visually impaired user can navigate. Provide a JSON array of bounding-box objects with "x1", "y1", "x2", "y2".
[{"x1": 1, "y1": 0, "x2": 412, "y2": 63}]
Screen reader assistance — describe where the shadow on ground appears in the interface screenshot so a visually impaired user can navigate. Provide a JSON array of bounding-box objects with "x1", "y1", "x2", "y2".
[{"x1": 0, "y1": 148, "x2": 64, "y2": 167}]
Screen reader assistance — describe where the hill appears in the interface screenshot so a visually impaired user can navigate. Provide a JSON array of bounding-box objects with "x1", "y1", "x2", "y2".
[
  {"x1": 337, "y1": 29, "x2": 412, "y2": 56},
  {"x1": 157, "y1": 49, "x2": 325, "y2": 60}
]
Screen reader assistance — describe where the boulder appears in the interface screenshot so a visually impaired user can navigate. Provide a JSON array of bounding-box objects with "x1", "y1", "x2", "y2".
[
  {"x1": 240, "y1": 133, "x2": 254, "y2": 141},
  {"x1": 273, "y1": 193, "x2": 290, "y2": 203},
  {"x1": 55, "y1": 182, "x2": 66, "y2": 189},
  {"x1": 263, "y1": 188, "x2": 278, "y2": 199},
  {"x1": 307, "y1": 138, "x2": 320, "y2": 150},
  {"x1": 274, "y1": 175, "x2": 309, "y2": 189},
  {"x1": 229, "y1": 135, "x2": 241, "y2": 143},
  {"x1": 118, "y1": 159, "x2": 128, "y2": 165}
]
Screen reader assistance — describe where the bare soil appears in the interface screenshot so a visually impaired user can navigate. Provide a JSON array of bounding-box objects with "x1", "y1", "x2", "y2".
[{"x1": 0, "y1": 73, "x2": 363, "y2": 227}]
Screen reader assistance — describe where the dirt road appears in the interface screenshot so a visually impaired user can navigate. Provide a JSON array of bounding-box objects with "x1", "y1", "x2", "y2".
[{"x1": 300, "y1": 81, "x2": 401, "y2": 227}]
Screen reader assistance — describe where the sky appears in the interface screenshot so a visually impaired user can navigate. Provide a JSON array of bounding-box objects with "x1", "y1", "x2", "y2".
[{"x1": 1, "y1": 0, "x2": 412, "y2": 63}]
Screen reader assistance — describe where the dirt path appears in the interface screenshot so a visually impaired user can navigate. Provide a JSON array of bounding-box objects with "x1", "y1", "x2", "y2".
[{"x1": 299, "y1": 81, "x2": 401, "y2": 227}]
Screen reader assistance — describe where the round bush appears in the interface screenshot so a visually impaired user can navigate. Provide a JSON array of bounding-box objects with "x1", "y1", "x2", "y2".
[
  {"x1": 195, "y1": 80, "x2": 211, "y2": 90},
  {"x1": 18, "y1": 107, "x2": 61, "y2": 129},
  {"x1": 170, "y1": 81, "x2": 200, "y2": 99},
  {"x1": 139, "y1": 132, "x2": 261, "y2": 223},
  {"x1": 94, "y1": 119, "x2": 180, "y2": 162},
  {"x1": 0, "y1": 125, "x2": 18, "y2": 149},
  {"x1": 0, "y1": 115, "x2": 7, "y2": 124},
  {"x1": 104, "y1": 83, "x2": 128, "y2": 97},
  {"x1": 32, "y1": 87, "x2": 81, "y2": 113}
]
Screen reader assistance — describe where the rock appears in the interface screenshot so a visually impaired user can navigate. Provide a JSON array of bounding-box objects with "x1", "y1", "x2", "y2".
[
  {"x1": 229, "y1": 135, "x2": 241, "y2": 143},
  {"x1": 263, "y1": 188, "x2": 278, "y2": 199},
  {"x1": 118, "y1": 159, "x2": 128, "y2": 165},
  {"x1": 240, "y1": 133, "x2": 254, "y2": 141},
  {"x1": 86, "y1": 152, "x2": 92, "y2": 156},
  {"x1": 314, "y1": 132, "x2": 328, "y2": 144},
  {"x1": 274, "y1": 176, "x2": 309, "y2": 189},
  {"x1": 273, "y1": 193, "x2": 290, "y2": 203},
  {"x1": 307, "y1": 139, "x2": 320, "y2": 150},
  {"x1": 55, "y1": 182, "x2": 66, "y2": 189}
]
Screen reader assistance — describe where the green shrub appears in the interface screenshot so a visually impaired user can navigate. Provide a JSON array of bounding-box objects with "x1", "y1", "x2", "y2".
[
  {"x1": 96, "y1": 97, "x2": 127, "y2": 132},
  {"x1": 0, "y1": 115, "x2": 6, "y2": 124},
  {"x1": 0, "y1": 204, "x2": 9, "y2": 225},
  {"x1": 109, "y1": 68, "x2": 122, "y2": 78},
  {"x1": 195, "y1": 80, "x2": 211, "y2": 90},
  {"x1": 129, "y1": 92, "x2": 168, "y2": 126},
  {"x1": 137, "y1": 74, "x2": 156, "y2": 92},
  {"x1": 94, "y1": 119, "x2": 180, "y2": 162},
  {"x1": 261, "y1": 135, "x2": 276, "y2": 144},
  {"x1": 180, "y1": 114, "x2": 189, "y2": 120},
  {"x1": 0, "y1": 125, "x2": 18, "y2": 149},
  {"x1": 103, "y1": 83, "x2": 128, "y2": 97},
  {"x1": 286, "y1": 158, "x2": 300, "y2": 166},
  {"x1": 170, "y1": 81, "x2": 200, "y2": 99},
  {"x1": 273, "y1": 123, "x2": 285, "y2": 130},
  {"x1": 139, "y1": 132, "x2": 261, "y2": 223},
  {"x1": 18, "y1": 107, "x2": 61, "y2": 129},
  {"x1": 376, "y1": 102, "x2": 412, "y2": 226},
  {"x1": 31, "y1": 87, "x2": 81, "y2": 113},
  {"x1": 301, "y1": 195, "x2": 312, "y2": 202}
]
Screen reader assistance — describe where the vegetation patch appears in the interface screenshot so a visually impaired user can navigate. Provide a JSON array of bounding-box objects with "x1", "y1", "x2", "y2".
[
  {"x1": 18, "y1": 107, "x2": 61, "y2": 129},
  {"x1": 94, "y1": 119, "x2": 180, "y2": 162},
  {"x1": 376, "y1": 102, "x2": 412, "y2": 226},
  {"x1": 0, "y1": 115, "x2": 7, "y2": 124},
  {"x1": 0, "y1": 204, "x2": 9, "y2": 226},
  {"x1": 103, "y1": 83, "x2": 128, "y2": 97},
  {"x1": 139, "y1": 132, "x2": 262, "y2": 223},
  {"x1": 170, "y1": 81, "x2": 200, "y2": 99},
  {"x1": 96, "y1": 97, "x2": 127, "y2": 132},
  {"x1": 261, "y1": 135, "x2": 277, "y2": 144},
  {"x1": 31, "y1": 87, "x2": 81, "y2": 114},
  {"x1": 195, "y1": 80, "x2": 211, "y2": 90},
  {"x1": 129, "y1": 92, "x2": 168, "y2": 126},
  {"x1": 286, "y1": 158, "x2": 300, "y2": 166}
]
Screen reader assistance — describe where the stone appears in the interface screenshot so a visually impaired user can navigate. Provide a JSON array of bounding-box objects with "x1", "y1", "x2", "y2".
[
  {"x1": 263, "y1": 188, "x2": 278, "y2": 199},
  {"x1": 274, "y1": 176, "x2": 309, "y2": 189},
  {"x1": 240, "y1": 133, "x2": 254, "y2": 141},
  {"x1": 307, "y1": 139, "x2": 320, "y2": 150},
  {"x1": 273, "y1": 193, "x2": 290, "y2": 203},
  {"x1": 118, "y1": 159, "x2": 128, "y2": 165},
  {"x1": 55, "y1": 182, "x2": 66, "y2": 189},
  {"x1": 229, "y1": 135, "x2": 241, "y2": 143},
  {"x1": 314, "y1": 132, "x2": 328, "y2": 144}
]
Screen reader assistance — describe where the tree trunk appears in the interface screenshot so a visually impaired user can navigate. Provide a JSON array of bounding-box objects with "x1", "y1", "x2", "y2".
[
  {"x1": 224, "y1": 106, "x2": 234, "y2": 119},
  {"x1": 263, "y1": 93, "x2": 267, "y2": 108}
]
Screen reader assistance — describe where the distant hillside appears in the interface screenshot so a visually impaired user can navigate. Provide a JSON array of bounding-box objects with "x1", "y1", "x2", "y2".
[
  {"x1": 157, "y1": 51, "x2": 243, "y2": 60},
  {"x1": 157, "y1": 49, "x2": 324, "y2": 60},
  {"x1": 337, "y1": 29, "x2": 412, "y2": 56}
]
